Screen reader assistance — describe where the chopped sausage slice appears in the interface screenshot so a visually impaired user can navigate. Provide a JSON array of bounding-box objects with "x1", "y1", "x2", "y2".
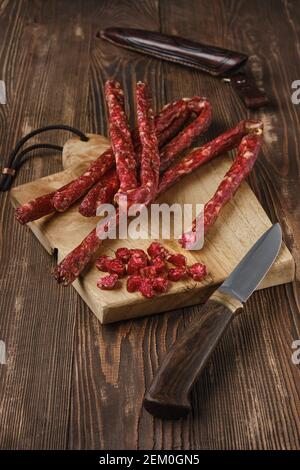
[
  {"x1": 97, "y1": 274, "x2": 119, "y2": 290},
  {"x1": 188, "y1": 263, "x2": 207, "y2": 281},
  {"x1": 167, "y1": 253, "x2": 187, "y2": 267}
]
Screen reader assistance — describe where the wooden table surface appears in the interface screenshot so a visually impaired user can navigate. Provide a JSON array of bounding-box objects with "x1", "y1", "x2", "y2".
[{"x1": 0, "y1": 0, "x2": 299, "y2": 450}]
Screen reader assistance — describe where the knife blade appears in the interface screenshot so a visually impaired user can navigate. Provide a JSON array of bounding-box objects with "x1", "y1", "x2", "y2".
[
  {"x1": 143, "y1": 224, "x2": 282, "y2": 419},
  {"x1": 219, "y1": 223, "x2": 282, "y2": 302}
]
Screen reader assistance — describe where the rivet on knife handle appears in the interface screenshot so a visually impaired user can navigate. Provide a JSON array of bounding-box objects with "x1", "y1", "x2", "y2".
[{"x1": 143, "y1": 292, "x2": 242, "y2": 420}]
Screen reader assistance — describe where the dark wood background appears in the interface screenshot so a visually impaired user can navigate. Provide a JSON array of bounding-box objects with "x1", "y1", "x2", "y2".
[{"x1": 0, "y1": 0, "x2": 299, "y2": 450}]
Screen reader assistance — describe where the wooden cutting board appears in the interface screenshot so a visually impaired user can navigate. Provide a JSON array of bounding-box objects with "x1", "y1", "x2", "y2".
[{"x1": 10, "y1": 133, "x2": 295, "y2": 323}]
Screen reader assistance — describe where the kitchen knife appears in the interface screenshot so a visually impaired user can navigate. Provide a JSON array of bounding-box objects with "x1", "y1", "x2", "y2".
[
  {"x1": 143, "y1": 223, "x2": 282, "y2": 419},
  {"x1": 100, "y1": 27, "x2": 268, "y2": 109}
]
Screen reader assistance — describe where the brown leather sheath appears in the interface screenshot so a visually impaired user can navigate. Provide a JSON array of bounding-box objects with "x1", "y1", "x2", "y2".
[{"x1": 100, "y1": 27, "x2": 268, "y2": 109}]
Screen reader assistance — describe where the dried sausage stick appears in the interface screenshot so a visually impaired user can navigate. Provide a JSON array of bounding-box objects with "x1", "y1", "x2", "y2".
[
  {"x1": 49, "y1": 98, "x2": 189, "y2": 215},
  {"x1": 155, "y1": 99, "x2": 186, "y2": 131},
  {"x1": 52, "y1": 147, "x2": 115, "y2": 212},
  {"x1": 116, "y1": 82, "x2": 160, "y2": 207},
  {"x1": 155, "y1": 108, "x2": 190, "y2": 149},
  {"x1": 115, "y1": 93, "x2": 212, "y2": 204},
  {"x1": 54, "y1": 121, "x2": 262, "y2": 286},
  {"x1": 180, "y1": 127, "x2": 263, "y2": 248},
  {"x1": 105, "y1": 80, "x2": 138, "y2": 192},
  {"x1": 78, "y1": 169, "x2": 119, "y2": 217},
  {"x1": 157, "y1": 120, "x2": 261, "y2": 196},
  {"x1": 159, "y1": 97, "x2": 212, "y2": 172},
  {"x1": 54, "y1": 210, "x2": 119, "y2": 285},
  {"x1": 54, "y1": 227, "x2": 105, "y2": 285},
  {"x1": 16, "y1": 191, "x2": 56, "y2": 225},
  {"x1": 79, "y1": 104, "x2": 190, "y2": 217},
  {"x1": 15, "y1": 180, "x2": 73, "y2": 225},
  {"x1": 134, "y1": 81, "x2": 160, "y2": 202},
  {"x1": 54, "y1": 95, "x2": 205, "y2": 213},
  {"x1": 80, "y1": 96, "x2": 212, "y2": 217}
]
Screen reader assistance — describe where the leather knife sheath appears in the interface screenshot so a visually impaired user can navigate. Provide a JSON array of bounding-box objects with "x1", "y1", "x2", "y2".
[{"x1": 100, "y1": 27, "x2": 268, "y2": 109}]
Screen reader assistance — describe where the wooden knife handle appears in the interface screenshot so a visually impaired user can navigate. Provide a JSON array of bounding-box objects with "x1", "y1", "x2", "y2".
[{"x1": 143, "y1": 295, "x2": 242, "y2": 419}]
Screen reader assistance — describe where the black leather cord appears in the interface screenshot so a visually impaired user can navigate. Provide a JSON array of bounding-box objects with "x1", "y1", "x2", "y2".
[{"x1": 0, "y1": 125, "x2": 88, "y2": 191}]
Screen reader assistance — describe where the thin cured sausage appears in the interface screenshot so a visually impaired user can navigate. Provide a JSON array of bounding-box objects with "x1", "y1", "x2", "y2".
[
  {"x1": 136, "y1": 81, "x2": 160, "y2": 199},
  {"x1": 159, "y1": 97, "x2": 212, "y2": 172},
  {"x1": 78, "y1": 100, "x2": 190, "y2": 217},
  {"x1": 157, "y1": 120, "x2": 261, "y2": 196},
  {"x1": 15, "y1": 180, "x2": 73, "y2": 224},
  {"x1": 105, "y1": 80, "x2": 138, "y2": 192},
  {"x1": 115, "y1": 82, "x2": 160, "y2": 207},
  {"x1": 78, "y1": 169, "x2": 119, "y2": 217},
  {"x1": 180, "y1": 126, "x2": 263, "y2": 248},
  {"x1": 52, "y1": 148, "x2": 115, "y2": 212},
  {"x1": 51, "y1": 99, "x2": 188, "y2": 214}
]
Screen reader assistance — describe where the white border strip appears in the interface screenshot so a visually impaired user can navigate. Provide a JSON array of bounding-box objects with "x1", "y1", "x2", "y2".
[
  {"x1": 0, "y1": 80, "x2": 6, "y2": 104},
  {"x1": 0, "y1": 340, "x2": 6, "y2": 364}
]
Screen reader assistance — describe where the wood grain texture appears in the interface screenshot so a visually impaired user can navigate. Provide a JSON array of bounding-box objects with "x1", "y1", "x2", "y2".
[
  {"x1": 0, "y1": 0, "x2": 93, "y2": 449},
  {"x1": 0, "y1": 0, "x2": 300, "y2": 450}
]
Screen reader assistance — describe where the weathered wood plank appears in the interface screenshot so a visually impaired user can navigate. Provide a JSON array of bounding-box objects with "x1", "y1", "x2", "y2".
[{"x1": 0, "y1": 0, "x2": 93, "y2": 449}]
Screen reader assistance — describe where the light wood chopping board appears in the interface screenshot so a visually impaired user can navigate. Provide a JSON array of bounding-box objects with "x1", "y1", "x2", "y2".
[{"x1": 10, "y1": 134, "x2": 295, "y2": 323}]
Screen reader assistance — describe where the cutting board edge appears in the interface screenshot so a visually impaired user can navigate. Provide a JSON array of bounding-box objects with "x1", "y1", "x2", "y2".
[{"x1": 101, "y1": 283, "x2": 218, "y2": 324}]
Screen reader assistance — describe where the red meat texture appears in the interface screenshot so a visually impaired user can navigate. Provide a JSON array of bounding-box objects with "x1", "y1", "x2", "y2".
[
  {"x1": 167, "y1": 253, "x2": 187, "y2": 267},
  {"x1": 97, "y1": 274, "x2": 119, "y2": 290},
  {"x1": 127, "y1": 275, "x2": 143, "y2": 293},
  {"x1": 95, "y1": 255, "x2": 113, "y2": 272},
  {"x1": 105, "y1": 80, "x2": 138, "y2": 193},
  {"x1": 147, "y1": 242, "x2": 169, "y2": 259},
  {"x1": 95, "y1": 244, "x2": 207, "y2": 299},
  {"x1": 188, "y1": 263, "x2": 207, "y2": 281},
  {"x1": 138, "y1": 278, "x2": 155, "y2": 299},
  {"x1": 106, "y1": 259, "x2": 126, "y2": 277},
  {"x1": 149, "y1": 256, "x2": 166, "y2": 274},
  {"x1": 152, "y1": 277, "x2": 169, "y2": 293},
  {"x1": 168, "y1": 267, "x2": 187, "y2": 282},
  {"x1": 115, "y1": 247, "x2": 131, "y2": 263},
  {"x1": 127, "y1": 255, "x2": 148, "y2": 275}
]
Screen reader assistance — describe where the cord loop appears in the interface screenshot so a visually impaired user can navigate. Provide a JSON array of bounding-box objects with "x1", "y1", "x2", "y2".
[{"x1": 0, "y1": 125, "x2": 88, "y2": 191}]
